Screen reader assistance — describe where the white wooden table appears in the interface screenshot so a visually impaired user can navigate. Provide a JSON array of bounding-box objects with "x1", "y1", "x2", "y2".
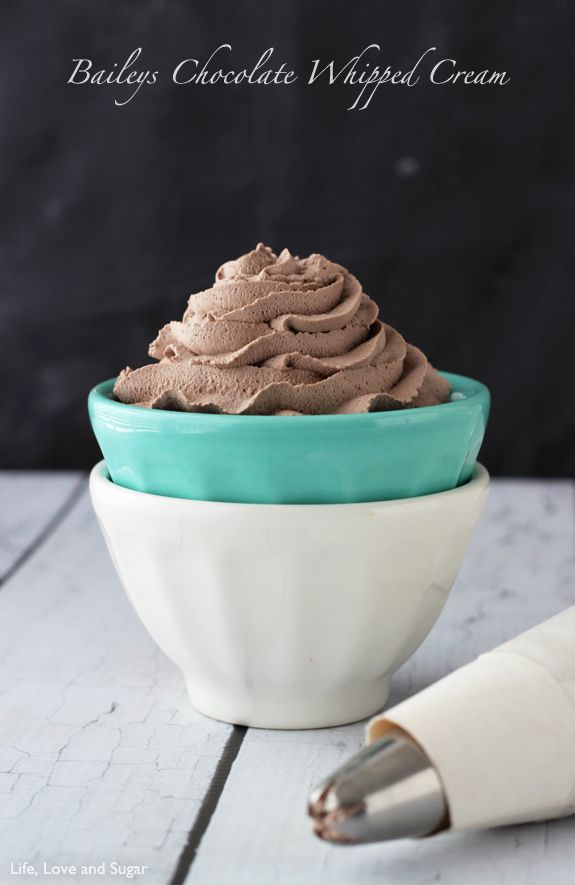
[{"x1": 0, "y1": 473, "x2": 574, "y2": 885}]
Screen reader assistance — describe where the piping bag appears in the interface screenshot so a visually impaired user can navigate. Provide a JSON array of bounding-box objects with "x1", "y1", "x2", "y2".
[{"x1": 309, "y1": 606, "x2": 575, "y2": 842}]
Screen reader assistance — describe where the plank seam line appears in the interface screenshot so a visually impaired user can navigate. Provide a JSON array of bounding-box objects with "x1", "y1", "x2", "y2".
[
  {"x1": 168, "y1": 725, "x2": 248, "y2": 885},
  {"x1": 0, "y1": 474, "x2": 86, "y2": 588}
]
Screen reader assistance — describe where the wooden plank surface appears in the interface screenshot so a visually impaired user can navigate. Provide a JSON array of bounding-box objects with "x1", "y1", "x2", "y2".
[
  {"x1": 189, "y1": 480, "x2": 575, "y2": 885},
  {"x1": 0, "y1": 472, "x2": 82, "y2": 581},
  {"x1": 0, "y1": 476, "x2": 233, "y2": 885},
  {"x1": 1, "y1": 476, "x2": 574, "y2": 885}
]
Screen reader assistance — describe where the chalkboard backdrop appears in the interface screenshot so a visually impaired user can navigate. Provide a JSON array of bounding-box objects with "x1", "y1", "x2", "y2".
[{"x1": 2, "y1": 1, "x2": 574, "y2": 475}]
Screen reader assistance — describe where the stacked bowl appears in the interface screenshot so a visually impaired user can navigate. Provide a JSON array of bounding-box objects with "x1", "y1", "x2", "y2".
[{"x1": 89, "y1": 372, "x2": 490, "y2": 729}]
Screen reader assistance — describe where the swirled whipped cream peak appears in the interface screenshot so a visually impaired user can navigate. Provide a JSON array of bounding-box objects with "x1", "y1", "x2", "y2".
[{"x1": 113, "y1": 243, "x2": 451, "y2": 415}]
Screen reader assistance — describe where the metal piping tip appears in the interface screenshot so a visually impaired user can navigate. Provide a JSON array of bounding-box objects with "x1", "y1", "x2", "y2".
[
  {"x1": 308, "y1": 727, "x2": 449, "y2": 845},
  {"x1": 308, "y1": 783, "x2": 364, "y2": 844}
]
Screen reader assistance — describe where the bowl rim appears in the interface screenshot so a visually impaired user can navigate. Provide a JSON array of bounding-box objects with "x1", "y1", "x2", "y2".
[
  {"x1": 90, "y1": 459, "x2": 490, "y2": 511},
  {"x1": 89, "y1": 371, "x2": 490, "y2": 426}
]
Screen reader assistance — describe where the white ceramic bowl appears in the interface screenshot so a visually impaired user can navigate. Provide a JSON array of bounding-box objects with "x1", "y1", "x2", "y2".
[{"x1": 90, "y1": 461, "x2": 489, "y2": 729}]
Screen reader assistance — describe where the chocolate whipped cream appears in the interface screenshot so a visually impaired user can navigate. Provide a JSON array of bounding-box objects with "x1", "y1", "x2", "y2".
[{"x1": 114, "y1": 244, "x2": 450, "y2": 414}]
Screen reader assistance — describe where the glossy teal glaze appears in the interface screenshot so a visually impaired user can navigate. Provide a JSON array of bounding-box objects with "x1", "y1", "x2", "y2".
[{"x1": 88, "y1": 373, "x2": 490, "y2": 504}]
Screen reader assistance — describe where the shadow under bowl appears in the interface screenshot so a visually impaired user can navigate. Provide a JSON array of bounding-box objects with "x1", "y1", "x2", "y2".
[{"x1": 88, "y1": 372, "x2": 490, "y2": 504}]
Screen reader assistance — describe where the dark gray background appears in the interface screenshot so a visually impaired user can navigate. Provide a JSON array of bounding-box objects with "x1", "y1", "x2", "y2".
[{"x1": 2, "y1": 0, "x2": 574, "y2": 474}]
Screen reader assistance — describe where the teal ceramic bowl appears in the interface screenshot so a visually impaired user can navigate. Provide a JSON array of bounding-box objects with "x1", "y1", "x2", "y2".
[{"x1": 88, "y1": 373, "x2": 489, "y2": 504}]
